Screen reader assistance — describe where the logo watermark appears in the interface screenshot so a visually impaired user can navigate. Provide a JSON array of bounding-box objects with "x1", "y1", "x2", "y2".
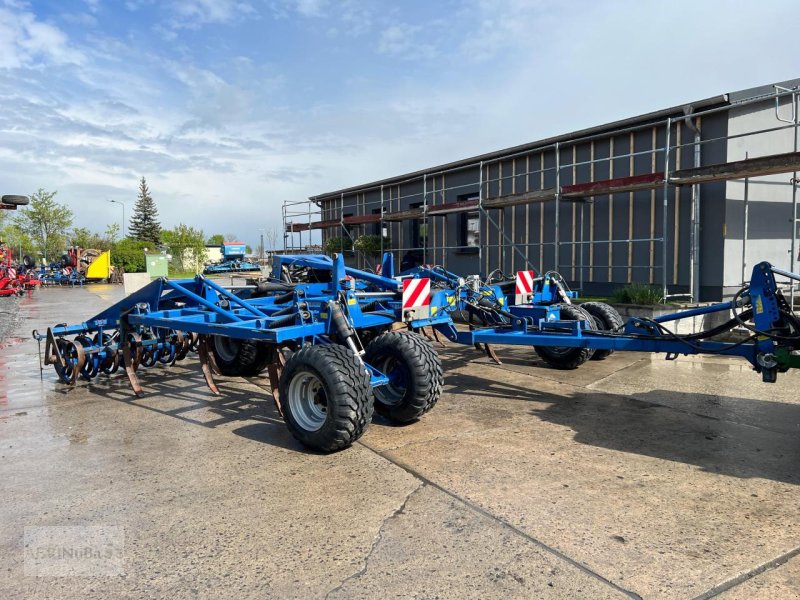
[{"x1": 24, "y1": 526, "x2": 124, "y2": 576}]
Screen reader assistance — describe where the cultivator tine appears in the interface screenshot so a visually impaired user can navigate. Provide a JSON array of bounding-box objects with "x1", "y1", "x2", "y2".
[
  {"x1": 484, "y1": 343, "x2": 502, "y2": 365},
  {"x1": 121, "y1": 332, "x2": 144, "y2": 396},
  {"x1": 204, "y1": 338, "x2": 222, "y2": 376},
  {"x1": 267, "y1": 349, "x2": 287, "y2": 417},
  {"x1": 174, "y1": 331, "x2": 189, "y2": 361},
  {"x1": 197, "y1": 335, "x2": 220, "y2": 395},
  {"x1": 419, "y1": 326, "x2": 437, "y2": 345},
  {"x1": 189, "y1": 332, "x2": 200, "y2": 352},
  {"x1": 431, "y1": 327, "x2": 448, "y2": 348},
  {"x1": 467, "y1": 317, "x2": 502, "y2": 364}
]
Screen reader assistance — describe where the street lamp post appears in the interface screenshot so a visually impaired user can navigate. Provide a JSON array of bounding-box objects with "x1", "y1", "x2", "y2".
[{"x1": 108, "y1": 199, "x2": 125, "y2": 239}]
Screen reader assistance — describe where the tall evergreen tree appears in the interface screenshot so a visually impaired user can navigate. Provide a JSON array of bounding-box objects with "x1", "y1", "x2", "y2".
[{"x1": 129, "y1": 177, "x2": 161, "y2": 244}]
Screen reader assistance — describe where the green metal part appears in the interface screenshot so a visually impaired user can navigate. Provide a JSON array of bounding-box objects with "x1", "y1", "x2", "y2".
[{"x1": 774, "y1": 347, "x2": 800, "y2": 370}]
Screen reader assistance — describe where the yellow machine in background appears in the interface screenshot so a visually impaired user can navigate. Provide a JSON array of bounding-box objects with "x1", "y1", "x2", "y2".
[{"x1": 84, "y1": 250, "x2": 111, "y2": 280}]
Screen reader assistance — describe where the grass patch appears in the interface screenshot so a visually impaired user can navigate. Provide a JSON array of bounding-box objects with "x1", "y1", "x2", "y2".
[
  {"x1": 168, "y1": 270, "x2": 201, "y2": 279},
  {"x1": 611, "y1": 283, "x2": 663, "y2": 305}
]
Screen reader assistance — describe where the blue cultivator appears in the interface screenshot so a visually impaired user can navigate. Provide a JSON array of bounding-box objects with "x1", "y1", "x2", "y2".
[
  {"x1": 34, "y1": 254, "x2": 445, "y2": 452},
  {"x1": 203, "y1": 242, "x2": 261, "y2": 274},
  {"x1": 34, "y1": 253, "x2": 800, "y2": 452},
  {"x1": 415, "y1": 261, "x2": 800, "y2": 383}
]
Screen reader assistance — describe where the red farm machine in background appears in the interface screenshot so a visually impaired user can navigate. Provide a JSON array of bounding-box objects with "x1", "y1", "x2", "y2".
[{"x1": 0, "y1": 194, "x2": 40, "y2": 297}]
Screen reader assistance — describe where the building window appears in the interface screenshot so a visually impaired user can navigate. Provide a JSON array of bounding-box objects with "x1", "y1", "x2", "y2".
[
  {"x1": 371, "y1": 208, "x2": 382, "y2": 237},
  {"x1": 464, "y1": 212, "x2": 480, "y2": 247},
  {"x1": 409, "y1": 202, "x2": 427, "y2": 250},
  {"x1": 455, "y1": 194, "x2": 480, "y2": 250}
]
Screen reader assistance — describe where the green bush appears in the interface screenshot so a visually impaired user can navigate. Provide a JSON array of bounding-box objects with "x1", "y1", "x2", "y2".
[
  {"x1": 611, "y1": 283, "x2": 663, "y2": 305},
  {"x1": 111, "y1": 238, "x2": 149, "y2": 273},
  {"x1": 324, "y1": 236, "x2": 353, "y2": 255},
  {"x1": 353, "y1": 234, "x2": 390, "y2": 256}
]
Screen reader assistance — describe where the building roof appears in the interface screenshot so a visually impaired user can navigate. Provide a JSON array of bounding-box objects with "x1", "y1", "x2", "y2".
[{"x1": 311, "y1": 78, "x2": 800, "y2": 203}]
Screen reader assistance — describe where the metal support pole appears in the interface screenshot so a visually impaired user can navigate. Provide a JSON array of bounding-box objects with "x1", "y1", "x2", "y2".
[
  {"x1": 554, "y1": 142, "x2": 561, "y2": 272},
  {"x1": 684, "y1": 111, "x2": 702, "y2": 301},
  {"x1": 662, "y1": 117, "x2": 672, "y2": 301},
  {"x1": 579, "y1": 203, "x2": 585, "y2": 291},
  {"x1": 791, "y1": 92, "x2": 799, "y2": 306},
  {"x1": 380, "y1": 185, "x2": 384, "y2": 259},
  {"x1": 422, "y1": 174, "x2": 427, "y2": 265},
  {"x1": 478, "y1": 161, "x2": 484, "y2": 274},
  {"x1": 742, "y1": 152, "x2": 749, "y2": 285},
  {"x1": 109, "y1": 199, "x2": 125, "y2": 239}
]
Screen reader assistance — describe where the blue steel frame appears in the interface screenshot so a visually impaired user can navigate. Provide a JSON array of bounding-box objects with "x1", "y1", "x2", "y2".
[
  {"x1": 429, "y1": 262, "x2": 796, "y2": 380},
  {"x1": 35, "y1": 254, "x2": 800, "y2": 387}
]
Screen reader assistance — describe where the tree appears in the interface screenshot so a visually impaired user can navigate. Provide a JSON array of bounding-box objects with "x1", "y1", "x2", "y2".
[
  {"x1": 162, "y1": 223, "x2": 207, "y2": 273},
  {"x1": 224, "y1": 233, "x2": 240, "y2": 242},
  {"x1": 324, "y1": 236, "x2": 352, "y2": 255},
  {"x1": 354, "y1": 234, "x2": 390, "y2": 256},
  {"x1": 0, "y1": 222, "x2": 36, "y2": 262},
  {"x1": 15, "y1": 189, "x2": 73, "y2": 262},
  {"x1": 129, "y1": 177, "x2": 161, "y2": 244},
  {"x1": 111, "y1": 238, "x2": 148, "y2": 273},
  {"x1": 71, "y1": 227, "x2": 92, "y2": 248},
  {"x1": 264, "y1": 227, "x2": 280, "y2": 251},
  {"x1": 105, "y1": 223, "x2": 120, "y2": 244},
  {"x1": 70, "y1": 227, "x2": 109, "y2": 251},
  {"x1": 206, "y1": 233, "x2": 225, "y2": 246}
]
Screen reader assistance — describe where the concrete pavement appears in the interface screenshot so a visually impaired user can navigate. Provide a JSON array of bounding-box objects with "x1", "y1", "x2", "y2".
[{"x1": 1, "y1": 285, "x2": 798, "y2": 598}]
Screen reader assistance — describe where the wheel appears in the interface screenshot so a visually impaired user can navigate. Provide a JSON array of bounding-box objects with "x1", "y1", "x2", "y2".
[
  {"x1": 22, "y1": 255, "x2": 34, "y2": 269},
  {"x1": 1, "y1": 195, "x2": 28, "y2": 206},
  {"x1": 279, "y1": 344, "x2": 373, "y2": 452},
  {"x1": 210, "y1": 336, "x2": 273, "y2": 376},
  {"x1": 364, "y1": 331, "x2": 443, "y2": 423},
  {"x1": 534, "y1": 303, "x2": 596, "y2": 369},
  {"x1": 581, "y1": 301, "x2": 623, "y2": 360}
]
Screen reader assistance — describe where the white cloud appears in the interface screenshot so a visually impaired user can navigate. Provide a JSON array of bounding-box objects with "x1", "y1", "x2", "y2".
[
  {"x1": 292, "y1": 0, "x2": 327, "y2": 18},
  {"x1": 378, "y1": 23, "x2": 436, "y2": 60},
  {"x1": 0, "y1": 6, "x2": 84, "y2": 69},
  {"x1": 168, "y1": 0, "x2": 254, "y2": 29},
  {"x1": 1, "y1": 0, "x2": 799, "y2": 248}
]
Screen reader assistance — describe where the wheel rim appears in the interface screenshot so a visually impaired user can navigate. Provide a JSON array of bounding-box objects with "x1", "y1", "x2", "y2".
[
  {"x1": 287, "y1": 370, "x2": 328, "y2": 432},
  {"x1": 213, "y1": 335, "x2": 240, "y2": 362},
  {"x1": 374, "y1": 356, "x2": 408, "y2": 406}
]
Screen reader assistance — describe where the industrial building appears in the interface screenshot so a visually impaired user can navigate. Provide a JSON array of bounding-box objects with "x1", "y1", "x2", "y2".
[{"x1": 285, "y1": 79, "x2": 800, "y2": 301}]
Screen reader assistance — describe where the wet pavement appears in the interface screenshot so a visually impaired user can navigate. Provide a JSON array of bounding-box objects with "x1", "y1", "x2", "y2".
[{"x1": 1, "y1": 285, "x2": 799, "y2": 599}]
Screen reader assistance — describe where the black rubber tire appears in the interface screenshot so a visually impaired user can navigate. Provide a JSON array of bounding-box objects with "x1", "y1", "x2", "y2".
[
  {"x1": 279, "y1": 344, "x2": 373, "y2": 452},
  {"x1": 581, "y1": 301, "x2": 624, "y2": 361},
  {"x1": 1, "y1": 195, "x2": 28, "y2": 206},
  {"x1": 534, "y1": 303, "x2": 596, "y2": 369},
  {"x1": 364, "y1": 331, "x2": 443, "y2": 423},
  {"x1": 211, "y1": 336, "x2": 272, "y2": 376},
  {"x1": 22, "y1": 255, "x2": 35, "y2": 269}
]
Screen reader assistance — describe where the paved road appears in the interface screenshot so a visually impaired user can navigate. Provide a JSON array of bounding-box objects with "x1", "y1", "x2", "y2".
[{"x1": 0, "y1": 285, "x2": 798, "y2": 598}]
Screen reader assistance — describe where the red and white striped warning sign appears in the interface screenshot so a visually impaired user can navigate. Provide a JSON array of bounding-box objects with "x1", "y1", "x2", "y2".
[
  {"x1": 514, "y1": 270, "x2": 536, "y2": 304},
  {"x1": 402, "y1": 278, "x2": 431, "y2": 309},
  {"x1": 7, "y1": 267, "x2": 16, "y2": 280}
]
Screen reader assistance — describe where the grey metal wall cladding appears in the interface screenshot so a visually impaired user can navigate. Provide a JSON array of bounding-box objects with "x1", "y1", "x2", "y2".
[{"x1": 312, "y1": 87, "x2": 800, "y2": 301}]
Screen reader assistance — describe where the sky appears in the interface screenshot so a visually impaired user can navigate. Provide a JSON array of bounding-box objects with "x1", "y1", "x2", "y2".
[{"x1": 0, "y1": 0, "x2": 798, "y2": 249}]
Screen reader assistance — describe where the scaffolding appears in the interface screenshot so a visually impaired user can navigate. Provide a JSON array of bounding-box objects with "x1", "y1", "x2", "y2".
[{"x1": 284, "y1": 85, "x2": 800, "y2": 302}]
